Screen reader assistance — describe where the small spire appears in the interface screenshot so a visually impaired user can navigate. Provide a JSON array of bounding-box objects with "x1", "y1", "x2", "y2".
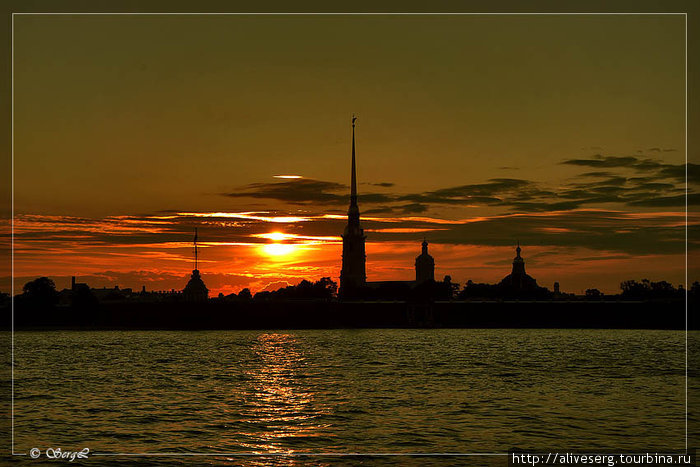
[
  {"x1": 194, "y1": 227, "x2": 199, "y2": 271},
  {"x1": 516, "y1": 240, "x2": 521, "y2": 258}
]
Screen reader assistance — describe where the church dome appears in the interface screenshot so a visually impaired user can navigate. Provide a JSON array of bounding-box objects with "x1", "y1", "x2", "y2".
[
  {"x1": 499, "y1": 243, "x2": 538, "y2": 292},
  {"x1": 183, "y1": 269, "x2": 208, "y2": 302}
]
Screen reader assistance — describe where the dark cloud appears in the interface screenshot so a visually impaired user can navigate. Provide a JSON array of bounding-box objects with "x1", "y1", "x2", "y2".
[
  {"x1": 391, "y1": 165, "x2": 693, "y2": 212},
  {"x1": 647, "y1": 148, "x2": 677, "y2": 153},
  {"x1": 562, "y1": 155, "x2": 694, "y2": 182},
  {"x1": 556, "y1": 170, "x2": 688, "y2": 208},
  {"x1": 562, "y1": 155, "x2": 640, "y2": 168},
  {"x1": 221, "y1": 179, "x2": 393, "y2": 205},
  {"x1": 214, "y1": 155, "x2": 695, "y2": 214},
  {"x1": 581, "y1": 176, "x2": 628, "y2": 187},
  {"x1": 506, "y1": 200, "x2": 584, "y2": 212},
  {"x1": 364, "y1": 206, "x2": 394, "y2": 214},
  {"x1": 359, "y1": 193, "x2": 395, "y2": 203},
  {"x1": 433, "y1": 178, "x2": 532, "y2": 196},
  {"x1": 558, "y1": 189, "x2": 593, "y2": 200},
  {"x1": 456, "y1": 212, "x2": 690, "y2": 255},
  {"x1": 396, "y1": 203, "x2": 428, "y2": 214},
  {"x1": 222, "y1": 179, "x2": 347, "y2": 204},
  {"x1": 579, "y1": 171, "x2": 616, "y2": 178},
  {"x1": 658, "y1": 163, "x2": 700, "y2": 184},
  {"x1": 627, "y1": 193, "x2": 700, "y2": 207},
  {"x1": 630, "y1": 182, "x2": 678, "y2": 192},
  {"x1": 633, "y1": 159, "x2": 665, "y2": 171},
  {"x1": 628, "y1": 176, "x2": 661, "y2": 183},
  {"x1": 398, "y1": 178, "x2": 545, "y2": 207},
  {"x1": 355, "y1": 209, "x2": 690, "y2": 256},
  {"x1": 196, "y1": 152, "x2": 698, "y2": 229},
  {"x1": 514, "y1": 158, "x2": 696, "y2": 211},
  {"x1": 365, "y1": 203, "x2": 428, "y2": 215},
  {"x1": 400, "y1": 193, "x2": 503, "y2": 205}
]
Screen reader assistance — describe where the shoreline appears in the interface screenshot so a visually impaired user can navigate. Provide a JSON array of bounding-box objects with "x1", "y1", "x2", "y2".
[{"x1": 5, "y1": 298, "x2": 695, "y2": 331}]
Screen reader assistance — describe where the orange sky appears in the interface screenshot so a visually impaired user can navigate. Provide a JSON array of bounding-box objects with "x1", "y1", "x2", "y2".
[
  {"x1": 4, "y1": 14, "x2": 696, "y2": 296},
  {"x1": 4, "y1": 208, "x2": 697, "y2": 295}
]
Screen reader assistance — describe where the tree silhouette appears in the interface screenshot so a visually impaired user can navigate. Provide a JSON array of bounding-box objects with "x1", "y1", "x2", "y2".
[
  {"x1": 585, "y1": 288, "x2": 603, "y2": 300},
  {"x1": 254, "y1": 277, "x2": 338, "y2": 300},
  {"x1": 22, "y1": 277, "x2": 58, "y2": 308},
  {"x1": 620, "y1": 279, "x2": 683, "y2": 300},
  {"x1": 238, "y1": 288, "x2": 253, "y2": 301}
]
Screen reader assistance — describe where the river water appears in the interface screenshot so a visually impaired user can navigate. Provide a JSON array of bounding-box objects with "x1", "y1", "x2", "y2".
[{"x1": 11, "y1": 329, "x2": 695, "y2": 465}]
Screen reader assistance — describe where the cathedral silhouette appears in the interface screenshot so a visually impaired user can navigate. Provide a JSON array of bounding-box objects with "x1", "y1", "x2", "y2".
[
  {"x1": 185, "y1": 116, "x2": 544, "y2": 300},
  {"x1": 339, "y1": 115, "x2": 367, "y2": 297},
  {"x1": 338, "y1": 116, "x2": 541, "y2": 299}
]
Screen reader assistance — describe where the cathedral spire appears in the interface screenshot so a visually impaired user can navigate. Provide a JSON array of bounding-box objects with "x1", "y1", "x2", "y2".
[
  {"x1": 346, "y1": 115, "x2": 361, "y2": 228},
  {"x1": 351, "y1": 115, "x2": 358, "y2": 205},
  {"x1": 340, "y1": 114, "x2": 367, "y2": 297}
]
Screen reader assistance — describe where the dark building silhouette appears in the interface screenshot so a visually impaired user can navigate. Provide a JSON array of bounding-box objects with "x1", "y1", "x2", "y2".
[
  {"x1": 498, "y1": 242, "x2": 539, "y2": 292},
  {"x1": 183, "y1": 228, "x2": 208, "y2": 302},
  {"x1": 71, "y1": 276, "x2": 88, "y2": 291},
  {"x1": 365, "y1": 240, "x2": 445, "y2": 299},
  {"x1": 183, "y1": 270, "x2": 208, "y2": 302},
  {"x1": 339, "y1": 115, "x2": 366, "y2": 297},
  {"x1": 415, "y1": 239, "x2": 435, "y2": 284}
]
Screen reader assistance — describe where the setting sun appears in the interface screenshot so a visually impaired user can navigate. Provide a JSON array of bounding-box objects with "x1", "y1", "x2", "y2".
[
  {"x1": 261, "y1": 232, "x2": 292, "y2": 242},
  {"x1": 262, "y1": 243, "x2": 297, "y2": 257}
]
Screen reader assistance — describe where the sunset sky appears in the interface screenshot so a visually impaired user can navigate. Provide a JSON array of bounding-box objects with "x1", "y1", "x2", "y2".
[{"x1": 6, "y1": 13, "x2": 697, "y2": 295}]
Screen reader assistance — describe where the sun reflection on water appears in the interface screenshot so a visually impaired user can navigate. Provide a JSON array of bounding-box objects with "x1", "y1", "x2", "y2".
[{"x1": 236, "y1": 333, "x2": 333, "y2": 453}]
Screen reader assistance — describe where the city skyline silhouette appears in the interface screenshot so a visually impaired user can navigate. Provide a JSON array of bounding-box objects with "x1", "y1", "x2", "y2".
[{"x1": 6, "y1": 116, "x2": 692, "y2": 302}]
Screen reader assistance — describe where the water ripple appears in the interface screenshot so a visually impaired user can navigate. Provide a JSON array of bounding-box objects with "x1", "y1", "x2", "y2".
[{"x1": 11, "y1": 329, "x2": 690, "y2": 458}]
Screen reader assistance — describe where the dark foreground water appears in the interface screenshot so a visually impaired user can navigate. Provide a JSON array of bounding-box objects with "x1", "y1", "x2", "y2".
[{"x1": 10, "y1": 330, "x2": 695, "y2": 465}]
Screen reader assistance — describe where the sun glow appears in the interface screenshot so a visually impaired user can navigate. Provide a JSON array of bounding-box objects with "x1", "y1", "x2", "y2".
[
  {"x1": 262, "y1": 243, "x2": 297, "y2": 257},
  {"x1": 260, "y1": 232, "x2": 290, "y2": 242},
  {"x1": 252, "y1": 232, "x2": 341, "y2": 243},
  {"x1": 258, "y1": 231, "x2": 300, "y2": 258},
  {"x1": 177, "y1": 212, "x2": 310, "y2": 223}
]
